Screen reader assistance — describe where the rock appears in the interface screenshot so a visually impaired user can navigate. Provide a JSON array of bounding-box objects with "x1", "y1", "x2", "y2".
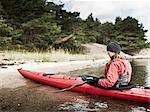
[{"x1": 1, "y1": 66, "x2": 8, "y2": 68}]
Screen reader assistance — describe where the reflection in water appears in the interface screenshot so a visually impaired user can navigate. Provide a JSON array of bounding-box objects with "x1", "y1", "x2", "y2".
[
  {"x1": 146, "y1": 60, "x2": 150, "y2": 87},
  {"x1": 131, "y1": 60, "x2": 147, "y2": 85},
  {"x1": 131, "y1": 59, "x2": 150, "y2": 87}
]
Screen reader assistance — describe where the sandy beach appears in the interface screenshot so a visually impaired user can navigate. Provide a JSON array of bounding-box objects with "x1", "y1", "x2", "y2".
[
  {"x1": 0, "y1": 59, "x2": 106, "y2": 88},
  {"x1": 0, "y1": 59, "x2": 106, "y2": 111}
]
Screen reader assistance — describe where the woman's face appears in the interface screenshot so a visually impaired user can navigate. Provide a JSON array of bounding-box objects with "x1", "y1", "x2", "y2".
[{"x1": 107, "y1": 51, "x2": 115, "y2": 58}]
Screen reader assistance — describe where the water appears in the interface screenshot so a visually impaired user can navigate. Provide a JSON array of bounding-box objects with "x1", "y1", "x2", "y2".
[
  {"x1": 131, "y1": 59, "x2": 150, "y2": 87},
  {"x1": 0, "y1": 59, "x2": 150, "y2": 111}
]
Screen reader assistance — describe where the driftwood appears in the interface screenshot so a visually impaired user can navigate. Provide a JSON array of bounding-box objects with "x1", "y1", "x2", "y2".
[{"x1": 51, "y1": 34, "x2": 75, "y2": 46}]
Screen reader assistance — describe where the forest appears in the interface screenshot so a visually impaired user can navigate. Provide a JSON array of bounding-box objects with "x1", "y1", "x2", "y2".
[{"x1": 0, "y1": 0, "x2": 149, "y2": 54}]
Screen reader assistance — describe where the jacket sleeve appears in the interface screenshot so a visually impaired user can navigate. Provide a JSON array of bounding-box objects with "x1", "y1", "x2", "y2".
[
  {"x1": 103, "y1": 63, "x2": 109, "y2": 76},
  {"x1": 98, "y1": 63, "x2": 119, "y2": 88}
]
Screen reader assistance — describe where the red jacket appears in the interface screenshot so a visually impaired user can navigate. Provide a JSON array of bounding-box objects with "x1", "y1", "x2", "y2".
[{"x1": 98, "y1": 56, "x2": 132, "y2": 88}]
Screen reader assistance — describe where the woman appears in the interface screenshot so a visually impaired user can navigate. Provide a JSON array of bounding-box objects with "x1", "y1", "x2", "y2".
[{"x1": 82, "y1": 42, "x2": 132, "y2": 89}]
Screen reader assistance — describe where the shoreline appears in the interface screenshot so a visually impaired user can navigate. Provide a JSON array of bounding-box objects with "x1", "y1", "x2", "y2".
[
  {"x1": 0, "y1": 59, "x2": 106, "y2": 89},
  {"x1": 1, "y1": 54, "x2": 150, "y2": 69},
  {"x1": 1, "y1": 55, "x2": 149, "y2": 89}
]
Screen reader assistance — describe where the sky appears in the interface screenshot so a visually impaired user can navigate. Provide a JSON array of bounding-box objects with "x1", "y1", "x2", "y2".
[{"x1": 50, "y1": 0, "x2": 150, "y2": 41}]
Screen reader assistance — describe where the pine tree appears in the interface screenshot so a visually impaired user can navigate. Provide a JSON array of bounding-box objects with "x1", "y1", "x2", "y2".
[{"x1": 114, "y1": 16, "x2": 148, "y2": 54}]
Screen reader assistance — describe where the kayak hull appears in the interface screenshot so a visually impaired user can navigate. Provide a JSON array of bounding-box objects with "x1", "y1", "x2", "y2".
[{"x1": 18, "y1": 69, "x2": 150, "y2": 103}]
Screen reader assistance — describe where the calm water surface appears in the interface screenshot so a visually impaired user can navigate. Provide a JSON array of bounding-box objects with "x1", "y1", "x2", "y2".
[{"x1": 0, "y1": 59, "x2": 150, "y2": 111}]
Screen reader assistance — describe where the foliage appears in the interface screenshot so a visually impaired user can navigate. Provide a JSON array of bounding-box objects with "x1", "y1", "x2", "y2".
[
  {"x1": 99, "y1": 22, "x2": 115, "y2": 44},
  {"x1": 22, "y1": 12, "x2": 61, "y2": 50},
  {"x1": 0, "y1": 18, "x2": 21, "y2": 49},
  {"x1": 114, "y1": 16, "x2": 148, "y2": 54},
  {"x1": 0, "y1": 1, "x2": 149, "y2": 54},
  {"x1": 1, "y1": 0, "x2": 47, "y2": 25}
]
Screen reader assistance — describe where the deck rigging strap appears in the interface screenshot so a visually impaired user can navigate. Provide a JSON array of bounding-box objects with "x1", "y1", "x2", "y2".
[{"x1": 55, "y1": 81, "x2": 87, "y2": 92}]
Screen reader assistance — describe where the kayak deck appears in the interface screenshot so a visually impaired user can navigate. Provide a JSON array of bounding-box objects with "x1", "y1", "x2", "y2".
[{"x1": 18, "y1": 69, "x2": 150, "y2": 103}]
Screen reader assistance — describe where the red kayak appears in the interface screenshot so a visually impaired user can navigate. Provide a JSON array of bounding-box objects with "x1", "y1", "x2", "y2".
[{"x1": 18, "y1": 69, "x2": 150, "y2": 103}]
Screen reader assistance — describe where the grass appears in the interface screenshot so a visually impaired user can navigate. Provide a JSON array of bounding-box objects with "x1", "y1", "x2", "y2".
[{"x1": 0, "y1": 49, "x2": 103, "y2": 62}]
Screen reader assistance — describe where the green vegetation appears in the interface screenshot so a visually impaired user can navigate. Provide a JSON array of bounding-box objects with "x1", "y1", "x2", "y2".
[
  {"x1": 0, "y1": 0, "x2": 149, "y2": 54},
  {"x1": 0, "y1": 50, "x2": 102, "y2": 62}
]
